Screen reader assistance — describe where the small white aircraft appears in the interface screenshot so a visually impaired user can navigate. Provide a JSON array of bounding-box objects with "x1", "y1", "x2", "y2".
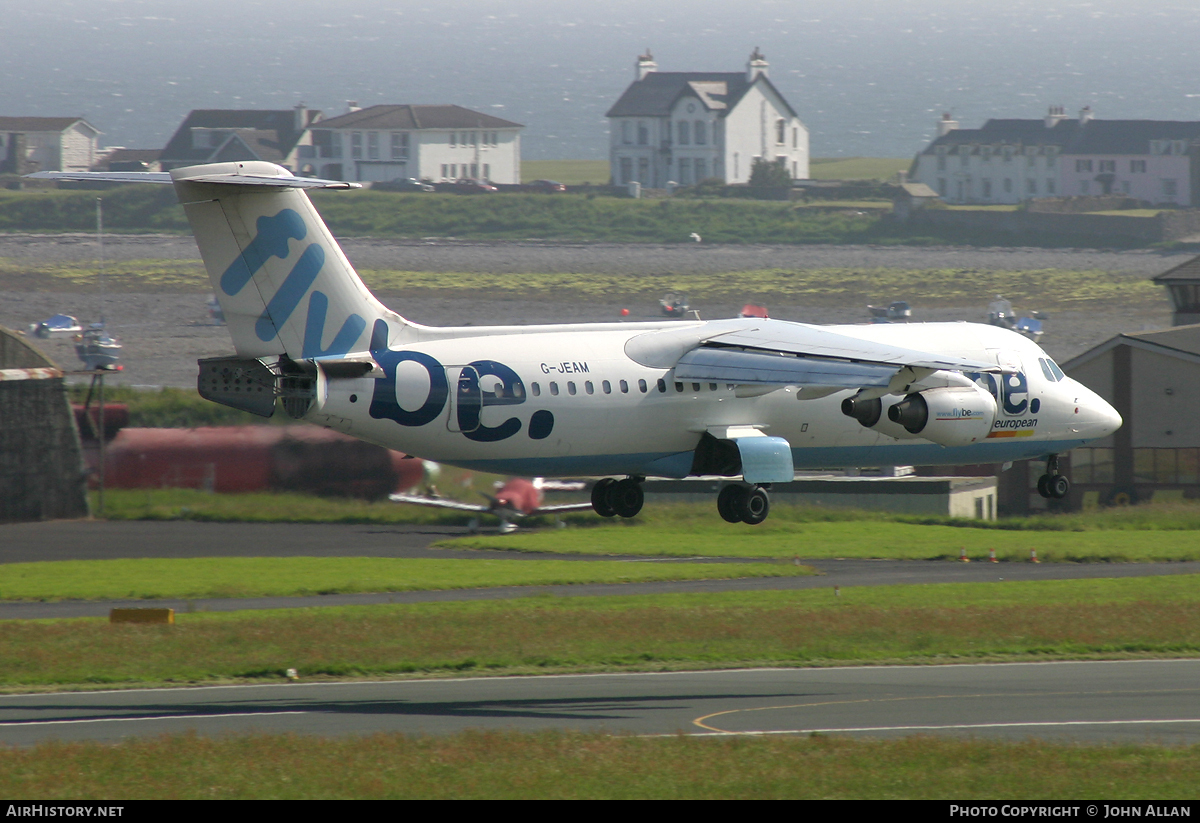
[{"x1": 31, "y1": 162, "x2": 1121, "y2": 525}]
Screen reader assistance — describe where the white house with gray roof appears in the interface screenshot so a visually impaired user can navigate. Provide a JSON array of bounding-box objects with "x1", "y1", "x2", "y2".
[
  {"x1": 913, "y1": 107, "x2": 1200, "y2": 206},
  {"x1": 606, "y1": 49, "x2": 808, "y2": 188},
  {"x1": 0, "y1": 117, "x2": 101, "y2": 174},
  {"x1": 308, "y1": 104, "x2": 523, "y2": 184}
]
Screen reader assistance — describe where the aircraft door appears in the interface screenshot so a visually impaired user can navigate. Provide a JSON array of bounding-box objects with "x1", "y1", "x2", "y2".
[
  {"x1": 988, "y1": 349, "x2": 1033, "y2": 417},
  {"x1": 446, "y1": 365, "x2": 480, "y2": 433}
]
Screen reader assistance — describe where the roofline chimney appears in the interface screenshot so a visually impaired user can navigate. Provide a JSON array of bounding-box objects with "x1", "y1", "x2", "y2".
[
  {"x1": 937, "y1": 112, "x2": 959, "y2": 137},
  {"x1": 636, "y1": 50, "x2": 657, "y2": 81},
  {"x1": 747, "y1": 47, "x2": 768, "y2": 82}
]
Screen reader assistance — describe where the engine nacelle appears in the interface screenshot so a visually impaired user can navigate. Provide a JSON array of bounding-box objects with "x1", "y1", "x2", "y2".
[{"x1": 887, "y1": 385, "x2": 997, "y2": 447}]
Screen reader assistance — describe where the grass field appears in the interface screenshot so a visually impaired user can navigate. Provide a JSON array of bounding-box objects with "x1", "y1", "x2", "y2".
[
  {"x1": 521, "y1": 159, "x2": 610, "y2": 185},
  {"x1": 808, "y1": 157, "x2": 911, "y2": 181},
  {"x1": 439, "y1": 517, "x2": 1200, "y2": 562},
  {"x1": 0, "y1": 556, "x2": 808, "y2": 602},
  {"x1": 2, "y1": 576, "x2": 1198, "y2": 688},
  {"x1": 3, "y1": 731, "x2": 1196, "y2": 799}
]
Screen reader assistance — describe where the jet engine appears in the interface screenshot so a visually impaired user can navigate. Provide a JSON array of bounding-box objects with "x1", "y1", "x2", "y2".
[{"x1": 886, "y1": 385, "x2": 997, "y2": 447}]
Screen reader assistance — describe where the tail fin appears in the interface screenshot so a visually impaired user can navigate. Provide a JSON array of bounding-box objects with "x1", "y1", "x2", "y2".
[{"x1": 171, "y1": 162, "x2": 403, "y2": 360}]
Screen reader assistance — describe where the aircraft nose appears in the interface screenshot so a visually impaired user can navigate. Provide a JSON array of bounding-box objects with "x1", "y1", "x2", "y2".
[{"x1": 1075, "y1": 389, "x2": 1122, "y2": 439}]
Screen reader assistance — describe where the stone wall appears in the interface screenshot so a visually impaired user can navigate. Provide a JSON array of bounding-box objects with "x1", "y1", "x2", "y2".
[{"x1": 0, "y1": 328, "x2": 89, "y2": 523}]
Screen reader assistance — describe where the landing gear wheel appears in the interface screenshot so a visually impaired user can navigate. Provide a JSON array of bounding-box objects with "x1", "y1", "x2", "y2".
[
  {"x1": 1037, "y1": 474, "x2": 1051, "y2": 499},
  {"x1": 612, "y1": 478, "x2": 645, "y2": 518},
  {"x1": 717, "y1": 485, "x2": 744, "y2": 523},
  {"x1": 1049, "y1": 474, "x2": 1070, "y2": 499},
  {"x1": 591, "y1": 478, "x2": 618, "y2": 517},
  {"x1": 738, "y1": 486, "x2": 770, "y2": 525}
]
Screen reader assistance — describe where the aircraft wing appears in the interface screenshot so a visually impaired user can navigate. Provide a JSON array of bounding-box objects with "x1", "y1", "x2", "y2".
[
  {"x1": 388, "y1": 493, "x2": 491, "y2": 513},
  {"x1": 671, "y1": 318, "x2": 1003, "y2": 389},
  {"x1": 25, "y1": 170, "x2": 359, "y2": 189},
  {"x1": 531, "y1": 502, "x2": 600, "y2": 514}
]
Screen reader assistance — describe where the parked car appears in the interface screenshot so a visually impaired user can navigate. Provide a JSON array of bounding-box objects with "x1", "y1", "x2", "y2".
[
  {"x1": 525, "y1": 179, "x2": 567, "y2": 193},
  {"x1": 390, "y1": 178, "x2": 435, "y2": 192},
  {"x1": 29, "y1": 314, "x2": 82, "y2": 339},
  {"x1": 453, "y1": 179, "x2": 498, "y2": 194}
]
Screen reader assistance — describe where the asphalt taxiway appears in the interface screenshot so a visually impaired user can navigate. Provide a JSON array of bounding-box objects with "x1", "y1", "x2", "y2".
[{"x1": 2, "y1": 660, "x2": 1198, "y2": 747}]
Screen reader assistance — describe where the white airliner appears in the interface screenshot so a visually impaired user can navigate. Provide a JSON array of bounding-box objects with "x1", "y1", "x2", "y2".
[{"x1": 31, "y1": 162, "x2": 1122, "y2": 524}]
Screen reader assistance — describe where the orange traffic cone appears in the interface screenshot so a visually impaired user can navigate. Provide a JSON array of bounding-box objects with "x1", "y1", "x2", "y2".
[
  {"x1": 989, "y1": 548, "x2": 998, "y2": 563},
  {"x1": 960, "y1": 546, "x2": 970, "y2": 563},
  {"x1": 1030, "y1": 549, "x2": 1040, "y2": 563}
]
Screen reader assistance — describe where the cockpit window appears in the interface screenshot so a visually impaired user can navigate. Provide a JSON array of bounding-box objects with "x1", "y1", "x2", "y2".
[
  {"x1": 1038, "y1": 357, "x2": 1056, "y2": 382},
  {"x1": 1047, "y1": 359, "x2": 1066, "y2": 381}
]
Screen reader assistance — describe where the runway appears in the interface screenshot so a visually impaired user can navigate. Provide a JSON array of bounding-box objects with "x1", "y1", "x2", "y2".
[{"x1": 2, "y1": 660, "x2": 1198, "y2": 747}]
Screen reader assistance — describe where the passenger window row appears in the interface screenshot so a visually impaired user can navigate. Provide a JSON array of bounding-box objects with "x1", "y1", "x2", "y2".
[{"x1": 528, "y1": 378, "x2": 734, "y2": 398}]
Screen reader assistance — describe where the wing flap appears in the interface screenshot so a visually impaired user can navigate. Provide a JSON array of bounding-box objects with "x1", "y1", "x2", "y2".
[{"x1": 675, "y1": 347, "x2": 897, "y2": 388}]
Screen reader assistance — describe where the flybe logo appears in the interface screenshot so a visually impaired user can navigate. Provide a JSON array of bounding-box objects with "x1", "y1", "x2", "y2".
[
  {"x1": 220, "y1": 209, "x2": 366, "y2": 359},
  {"x1": 366, "y1": 321, "x2": 555, "y2": 444}
]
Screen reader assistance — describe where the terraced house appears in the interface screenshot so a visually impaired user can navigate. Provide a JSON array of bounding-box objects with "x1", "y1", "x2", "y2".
[
  {"x1": 912, "y1": 107, "x2": 1200, "y2": 206},
  {"x1": 606, "y1": 49, "x2": 809, "y2": 188}
]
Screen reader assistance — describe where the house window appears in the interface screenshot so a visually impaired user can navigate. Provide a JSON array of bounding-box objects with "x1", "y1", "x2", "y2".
[
  {"x1": 793, "y1": 127, "x2": 798, "y2": 149},
  {"x1": 1004, "y1": 178, "x2": 1012, "y2": 193},
  {"x1": 981, "y1": 147, "x2": 992, "y2": 161},
  {"x1": 1099, "y1": 160, "x2": 1115, "y2": 173},
  {"x1": 982, "y1": 179, "x2": 992, "y2": 198},
  {"x1": 677, "y1": 121, "x2": 690, "y2": 145},
  {"x1": 390, "y1": 132, "x2": 408, "y2": 159},
  {"x1": 1002, "y1": 147, "x2": 1013, "y2": 162},
  {"x1": 937, "y1": 154, "x2": 947, "y2": 171},
  {"x1": 1076, "y1": 159, "x2": 1093, "y2": 172},
  {"x1": 1027, "y1": 179, "x2": 1037, "y2": 194},
  {"x1": 441, "y1": 164, "x2": 448, "y2": 179},
  {"x1": 637, "y1": 122, "x2": 648, "y2": 145},
  {"x1": 483, "y1": 164, "x2": 490, "y2": 181},
  {"x1": 450, "y1": 132, "x2": 457, "y2": 148},
  {"x1": 960, "y1": 148, "x2": 970, "y2": 167},
  {"x1": 1047, "y1": 179, "x2": 1056, "y2": 194},
  {"x1": 776, "y1": 118, "x2": 786, "y2": 144},
  {"x1": 637, "y1": 157, "x2": 649, "y2": 183},
  {"x1": 1081, "y1": 180, "x2": 1091, "y2": 194},
  {"x1": 1163, "y1": 179, "x2": 1179, "y2": 197},
  {"x1": 351, "y1": 132, "x2": 362, "y2": 159},
  {"x1": 622, "y1": 121, "x2": 632, "y2": 145},
  {"x1": 694, "y1": 121, "x2": 706, "y2": 145},
  {"x1": 1131, "y1": 159, "x2": 1147, "y2": 173},
  {"x1": 679, "y1": 158, "x2": 691, "y2": 185},
  {"x1": 619, "y1": 157, "x2": 632, "y2": 183},
  {"x1": 367, "y1": 132, "x2": 379, "y2": 160},
  {"x1": 695, "y1": 159, "x2": 707, "y2": 181}
]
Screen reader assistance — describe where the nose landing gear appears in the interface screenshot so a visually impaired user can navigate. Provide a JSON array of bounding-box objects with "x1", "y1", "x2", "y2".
[
  {"x1": 591, "y1": 476, "x2": 645, "y2": 518},
  {"x1": 717, "y1": 483, "x2": 771, "y2": 525},
  {"x1": 1036, "y1": 454, "x2": 1070, "y2": 500}
]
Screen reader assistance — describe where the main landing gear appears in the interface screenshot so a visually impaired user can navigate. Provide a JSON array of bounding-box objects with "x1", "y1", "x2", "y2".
[
  {"x1": 717, "y1": 483, "x2": 771, "y2": 525},
  {"x1": 1037, "y1": 454, "x2": 1070, "y2": 500},
  {"x1": 591, "y1": 476, "x2": 645, "y2": 518}
]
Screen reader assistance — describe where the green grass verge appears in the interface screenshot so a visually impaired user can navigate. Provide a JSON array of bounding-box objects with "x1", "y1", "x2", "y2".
[
  {"x1": 521, "y1": 159, "x2": 610, "y2": 185},
  {"x1": 439, "y1": 502, "x2": 1200, "y2": 562},
  {"x1": 0, "y1": 556, "x2": 809, "y2": 602},
  {"x1": 2, "y1": 576, "x2": 1199, "y2": 688},
  {"x1": 809, "y1": 157, "x2": 911, "y2": 181},
  {"x1": 3, "y1": 731, "x2": 1197, "y2": 799}
]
